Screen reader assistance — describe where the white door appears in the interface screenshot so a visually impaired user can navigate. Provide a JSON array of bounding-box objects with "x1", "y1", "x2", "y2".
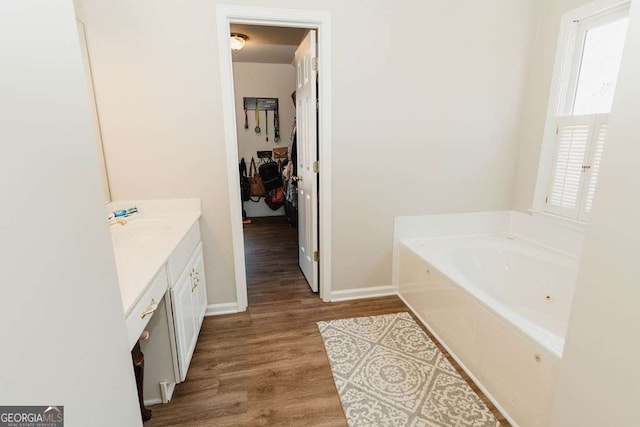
[{"x1": 294, "y1": 30, "x2": 319, "y2": 292}]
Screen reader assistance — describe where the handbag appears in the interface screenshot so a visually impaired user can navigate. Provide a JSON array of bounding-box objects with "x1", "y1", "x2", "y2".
[
  {"x1": 257, "y1": 150, "x2": 272, "y2": 159},
  {"x1": 259, "y1": 161, "x2": 283, "y2": 192},
  {"x1": 272, "y1": 186, "x2": 284, "y2": 203},
  {"x1": 239, "y1": 157, "x2": 251, "y2": 202},
  {"x1": 239, "y1": 158, "x2": 250, "y2": 202},
  {"x1": 240, "y1": 176, "x2": 251, "y2": 201},
  {"x1": 265, "y1": 187, "x2": 285, "y2": 210},
  {"x1": 273, "y1": 146, "x2": 288, "y2": 159},
  {"x1": 248, "y1": 157, "x2": 265, "y2": 197}
]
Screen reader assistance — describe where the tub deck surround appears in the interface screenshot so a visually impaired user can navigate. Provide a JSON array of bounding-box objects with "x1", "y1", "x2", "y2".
[
  {"x1": 402, "y1": 233, "x2": 578, "y2": 358},
  {"x1": 108, "y1": 199, "x2": 201, "y2": 317},
  {"x1": 393, "y1": 211, "x2": 585, "y2": 427},
  {"x1": 393, "y1": 210, "x2": 585, "y2": 261}
]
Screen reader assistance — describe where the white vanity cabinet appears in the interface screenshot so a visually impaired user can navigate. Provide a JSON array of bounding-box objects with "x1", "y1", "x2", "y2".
[
  {"x1": 170, "y1": 242, "x2": 207, "y2": 381},
  {"x1": 163, "y1": 219, "x2": 207, "y2": 382},
  {"x1": 137, "y1": 231, "x2": 208, "y2": 405},
  {"x1": 112, "y1": 199, "x2": 208, "y2": 405},
  {"x1": 192, "y1": 246, "x2": 207, "y2": 331},
  {"x1": 125, "y1": 270, "x2": 168, "y2": 348}
]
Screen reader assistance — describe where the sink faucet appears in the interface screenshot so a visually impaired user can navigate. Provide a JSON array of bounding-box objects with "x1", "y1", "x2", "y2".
[{"x1": 109, "y1": 218, "x2": 127, "y2": 227}]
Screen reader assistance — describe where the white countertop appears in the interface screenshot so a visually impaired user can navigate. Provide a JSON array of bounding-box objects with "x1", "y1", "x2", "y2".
[{"x1": 108, "y1": 199, "x2": 201, "y2": 316}]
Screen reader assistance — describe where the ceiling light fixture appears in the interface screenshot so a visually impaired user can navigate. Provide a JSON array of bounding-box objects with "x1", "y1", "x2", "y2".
[{"x1": 230, "y1": 33, "x2": 248, "y2": 51}]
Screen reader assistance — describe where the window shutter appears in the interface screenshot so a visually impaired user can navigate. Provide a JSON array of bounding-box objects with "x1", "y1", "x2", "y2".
[
  {"x1": 546, "y1": 116, "x2": 594, "y2": 218},
  {"x1": 580, "y1": 115, "x2": 609, "y2": 220}
]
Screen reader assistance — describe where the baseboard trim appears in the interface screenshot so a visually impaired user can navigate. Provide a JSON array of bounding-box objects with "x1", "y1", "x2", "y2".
[
  {"x1": 143, "y1": 380, "x2": 176, "y2": 406},
  {"x1": 205, "y1": 302, "x2": 239, "y2": 316},
  {"x1": 143, "y1": 397, "x2": 163, "y2": 406},
  {"x1": 160, "y1": 381, "x2": 176, "y2": 404},
  {"x1": 330, "y1": 285, "x2": 397, "y2": 302}
]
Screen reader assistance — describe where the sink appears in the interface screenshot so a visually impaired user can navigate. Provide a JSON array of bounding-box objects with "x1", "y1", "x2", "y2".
[{"x1": 110, "y1": 219, "x2": 172, "y2": 244}]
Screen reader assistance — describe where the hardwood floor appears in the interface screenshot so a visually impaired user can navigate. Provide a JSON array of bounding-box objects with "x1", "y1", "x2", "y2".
[{"x1": 146, "y1": 216, "x2": 509, "y2": 426}]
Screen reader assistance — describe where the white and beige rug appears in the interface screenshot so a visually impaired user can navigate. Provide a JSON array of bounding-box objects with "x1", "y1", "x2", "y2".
[{"x1": 317, "y1": 312, "x2": 500, "y2": 427}]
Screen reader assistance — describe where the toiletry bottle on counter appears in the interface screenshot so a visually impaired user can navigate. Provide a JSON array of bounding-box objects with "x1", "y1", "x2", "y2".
[{"x1": 112, "y1": 206, "x2": 138, "y2": 218}]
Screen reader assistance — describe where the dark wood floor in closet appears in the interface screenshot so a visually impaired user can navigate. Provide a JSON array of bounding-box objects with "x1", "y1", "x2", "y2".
[{"x1": 146, "y1": 216, "x2": 509, "y2": 426}]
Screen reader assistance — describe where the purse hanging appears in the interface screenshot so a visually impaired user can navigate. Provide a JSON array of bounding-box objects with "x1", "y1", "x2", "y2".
[
  {"x1": 273, "y1": 146, "x2": 288, "y2": 159},
  {"x1": 239, "y1": 158, "x2": 250, "y2": 202},
  {"x1": 259, "y1": 160, "x2": 283, "y2": 192},
  {"x1": 265, "y1": 187, "x2": 285, "y2": 210},
  {"x1": 257, "y1": 150, "x2": 272, "y2": 160},
  {"x1": 248, "y1": 157, "x2": 265, "y2": 197}
]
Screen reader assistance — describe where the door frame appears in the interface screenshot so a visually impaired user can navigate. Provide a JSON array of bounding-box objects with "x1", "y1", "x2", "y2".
[{"x1": 216, "y1": 5, "x2": 332, "y2": 311}]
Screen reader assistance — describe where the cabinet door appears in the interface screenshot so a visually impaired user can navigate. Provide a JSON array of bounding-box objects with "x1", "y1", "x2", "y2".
[
  {"x1": 192, "y1": 246, "x2": 207, "y2": 330},
  {"x1": 170, "y1": 268, "x2": 197, "y2": 382}
]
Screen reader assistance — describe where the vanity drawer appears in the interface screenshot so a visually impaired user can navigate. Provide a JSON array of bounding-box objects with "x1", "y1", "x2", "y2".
[
  {"x1": 166, "y1": 221, "x2": 201, "y2": 286},
  {"x1": 126, "y1": 269, "x2": 168, "y2": 348}
]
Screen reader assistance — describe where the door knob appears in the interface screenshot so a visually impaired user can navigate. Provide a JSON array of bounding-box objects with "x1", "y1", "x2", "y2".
[{"x1": 291, "y1": 176, "x2": 302, "y2": 182}]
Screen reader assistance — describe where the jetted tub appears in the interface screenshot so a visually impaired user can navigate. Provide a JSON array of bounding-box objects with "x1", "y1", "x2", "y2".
[{"x1": 398, "y1": 231, "x2": 579, "y2": 427}]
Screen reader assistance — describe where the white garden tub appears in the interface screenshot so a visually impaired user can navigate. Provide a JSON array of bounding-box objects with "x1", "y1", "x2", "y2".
[{"x1": 394, "y1": 212, "x2": 583, "y2": 427}]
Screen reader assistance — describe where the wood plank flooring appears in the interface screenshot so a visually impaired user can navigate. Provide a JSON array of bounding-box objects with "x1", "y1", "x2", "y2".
[{"x1": 146, "y1": 216, "x2": 509, "y2": 426}]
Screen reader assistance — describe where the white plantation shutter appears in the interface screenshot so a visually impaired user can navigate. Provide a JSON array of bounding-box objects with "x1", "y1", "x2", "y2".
[
  {"x1": 546, "y1": 114, "x2": 609, "y2": 220},
  {"x1": 580, "y1": 116, "x2": 608, "y2": 220},
  {"x1": 546, "y1": 116, "x2": 593, "y2": 218}
]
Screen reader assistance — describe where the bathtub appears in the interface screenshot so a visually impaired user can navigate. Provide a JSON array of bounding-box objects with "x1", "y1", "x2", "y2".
[{"x1": 397, "y1": 222, "x2": 581, "y2": 427}]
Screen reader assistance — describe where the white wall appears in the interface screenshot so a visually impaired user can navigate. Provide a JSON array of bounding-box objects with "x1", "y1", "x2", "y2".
[
  {"x1": 233, "y1": 63, "x2": 296, "y2": 164},
  {"x1": 511, "y1": 0, "x2": 593, "y2": 212},
  {"x1": 0, "y1": 1, "x2": 140, "y2": 425},
  {"x1": 233, "y1": 62, "x2": 296, "y2": 218},
  {"x1": 78, "y1": 0, "x2": 539, "y2": 302},
  {"x1": 550, "y1": 3, "x2": 640, "y2": 425}
]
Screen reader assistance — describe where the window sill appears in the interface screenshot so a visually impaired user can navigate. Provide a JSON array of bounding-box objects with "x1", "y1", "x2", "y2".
[{"x1": 528, "y1": 210, "x2": 588, "y2": 232}]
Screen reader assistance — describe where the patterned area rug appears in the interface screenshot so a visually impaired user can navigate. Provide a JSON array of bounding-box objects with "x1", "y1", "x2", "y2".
[{"x1": 317, "y1": 312, "x2": 500, "y2": 427}]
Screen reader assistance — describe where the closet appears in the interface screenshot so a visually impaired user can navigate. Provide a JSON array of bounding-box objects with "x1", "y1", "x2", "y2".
[{"x1": 233, "y1": 60, "x2": 297, "y2": 221}]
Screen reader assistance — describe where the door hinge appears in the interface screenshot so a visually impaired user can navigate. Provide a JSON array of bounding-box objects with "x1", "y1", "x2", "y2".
[
  {"x1": 313, "y1": 161, "x2": 319, "y2": 173},
  {"x1": 545, "y1": 195, "x2": 549, "y2": 204},
  {"x1": 556, "y1": 126, "x2": 559, "y2": 135},
  {"x1": 312, "y1": 57, "x2": 318, "y2": 72},
  {"x1": 313, "y1": 251, "x2": 320, "y2": 262}
]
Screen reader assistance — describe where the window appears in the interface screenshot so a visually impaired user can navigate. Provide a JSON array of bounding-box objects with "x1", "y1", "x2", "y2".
[{"x1": 544, "y1": 4, "x2": 629, "y2": 221}]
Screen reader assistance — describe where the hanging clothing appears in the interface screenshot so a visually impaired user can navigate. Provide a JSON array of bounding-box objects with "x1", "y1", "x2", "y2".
[
  {"x1": 282, "y1": 162, "x2": 297, "y2": 207},
  {"x1": 289, "y1": 119, "x2": 298, "y2": 176},
  {"x1": 284, "y1": 120, "x2": 298, "y2": 226}
]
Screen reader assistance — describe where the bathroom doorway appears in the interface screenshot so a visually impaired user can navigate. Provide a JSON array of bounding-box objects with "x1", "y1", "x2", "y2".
[
  {"x1": 234, "y1": 23, "x2": 315, "y2": 305},
  {"x1": 216, "y1": 6, "x2": 332, "y2": 311}
]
